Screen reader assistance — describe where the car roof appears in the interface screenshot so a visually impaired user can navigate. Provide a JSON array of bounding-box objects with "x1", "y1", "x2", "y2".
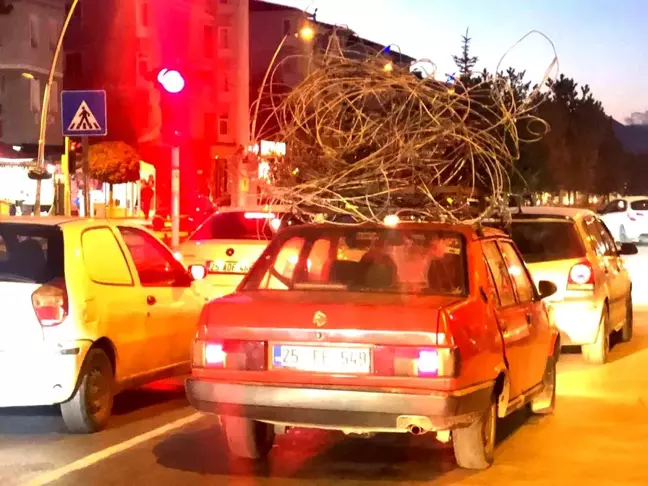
[
  {"x1": 216, "y1": 205, "x2": 292, "y2": 214},
  {"x1": 620, "y1": 196, "x2": 648, "y2": 202},
  {"x1": 508, "y1": 206, "x2": 594, "y2": 220},
  {"x1": 276, "y1": 221, "x2": 508, "y2": 240},
  {"x1": 0, "y1": 216, "x2": 155, "y2": 231}
]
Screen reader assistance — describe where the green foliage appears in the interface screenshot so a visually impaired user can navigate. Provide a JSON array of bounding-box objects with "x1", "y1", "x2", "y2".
[
  {"x1": 88, "y1": 141, "x2": 140, "y2": 185},
  {"x1": 452, "y1": 28, "x2": 478, "y2": 78}
]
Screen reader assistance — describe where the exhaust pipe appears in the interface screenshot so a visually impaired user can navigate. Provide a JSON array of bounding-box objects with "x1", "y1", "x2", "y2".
[{"x1": 407, "y1": 425, "x2": 427, "y2": 435}]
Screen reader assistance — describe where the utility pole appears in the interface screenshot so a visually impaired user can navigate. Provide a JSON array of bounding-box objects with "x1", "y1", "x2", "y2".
[
  {"x1": 171, "y1": 146, "x2": 180, "y2": 249},
  {"x1": 60, "y1": 137, "x2": 71, "y2": 216},
  {"x1": 82, "y1": 136, "x2": 90, "y2": 216}
]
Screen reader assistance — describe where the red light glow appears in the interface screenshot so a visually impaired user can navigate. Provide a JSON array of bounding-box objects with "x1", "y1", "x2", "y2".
[{"x1": 158, "y1": 68, "x2": 185, "y2": 93}]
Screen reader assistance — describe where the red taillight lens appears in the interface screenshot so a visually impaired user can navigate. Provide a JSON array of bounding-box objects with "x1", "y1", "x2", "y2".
[
  {"x1": 192, "y1": 339, "x2": 267, "y2": 370},
  {"x1": 374, "y1": 346, "x2": 457, "y2": 378},
  {"x1": 31, "y1": 279, "x2": 68, "y2": 327},
  {"x1": 567, "y1": 261, "x2": 595, "y2": 289}
]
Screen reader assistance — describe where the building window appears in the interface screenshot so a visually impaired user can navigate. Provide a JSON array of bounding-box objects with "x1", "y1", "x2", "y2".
[
  {"x1": 219, "y1": 0, "x2": 228, "y2": 4},
  {"x1": 137, "y1": 0, "x2": 149, "y2": 28},
  {"x1": 30, "y1": 78, "x2": 41, "y2": 113},
  {"x1": 48, "y1": 19, "x2": 60, "y2": 52},
  {"x1": 49, "y1": 81, "x2": 59, "y2": 112},
  {"x1": 218, "y1": 27, "x2": 230, "y2": 49},
  {"x1": 218, "y1": 115, "x2": 229, "y2": 136},
  {"x1": 283, "y1": 19, "x2": 292, "y2": 36},
  {"x1": 222, "y1": 73, "x2": 230, "y2": 93},
  {"x1": 0, "y1": 75, "x2": 5, "y2": 96},
  {"x1": 30, "y1": 15, "x2": 40, "y2": 49},
  {"x1": 137, "y1": 54, "x2": 149, "y2": 79},
  {"x1": 204, "y1": 25, "x2": 214, "y2": 58}
]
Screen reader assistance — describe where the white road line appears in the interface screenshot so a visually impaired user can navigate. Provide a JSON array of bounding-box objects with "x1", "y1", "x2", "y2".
[{"x1": 22, "y1": 412, "x2": 203, "y2": 486}]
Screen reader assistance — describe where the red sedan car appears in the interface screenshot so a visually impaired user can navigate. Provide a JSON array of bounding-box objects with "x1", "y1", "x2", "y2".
[{"x1": 186, "y1": 222, "x2": 559, "y2": 469}]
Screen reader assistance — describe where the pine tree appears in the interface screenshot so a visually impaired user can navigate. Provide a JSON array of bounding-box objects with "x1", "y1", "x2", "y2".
[{"x1": 452, "y1": 28, "x2": 478, "y2": 78}]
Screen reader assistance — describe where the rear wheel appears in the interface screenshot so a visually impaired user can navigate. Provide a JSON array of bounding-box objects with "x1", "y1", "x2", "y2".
[
  {"x1": 582, "y1": 311, "x2": 609, "y2": 364},
  {"x1": 61, "y1": 348, "x2": 114, "y2": 434},
  {"x1": 621, "y1": 294, "x2": 633, "y2": 343},
  {"x1": 452, "y1": 399, "x2": 496, "y2": 470},
  {"x1": 530, "y1": 354, "x2": 556, "y2": 414},
  {"x1": 222, "y1": 416, "x2": 275, "y2": 460}
]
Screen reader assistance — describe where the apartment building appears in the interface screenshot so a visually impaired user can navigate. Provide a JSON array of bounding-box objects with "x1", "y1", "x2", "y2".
[
  {"x1": 63, "y1": 0, "x2": 249, "y2": 205},
  {"x1": 0, "y1": 0, "x2": 65, "y2": 149}
]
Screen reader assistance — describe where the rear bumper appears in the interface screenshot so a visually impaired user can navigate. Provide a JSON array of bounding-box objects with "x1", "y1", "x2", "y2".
[
  {"x1": 185, "y1": 379, "x2": 494, "y2": 432},
  {"x1": 548, "y1": 299, "x2": 602, "y2": 346},
  {"x1": 0, "y1": 340, "x2": 92, "y2": 407}
]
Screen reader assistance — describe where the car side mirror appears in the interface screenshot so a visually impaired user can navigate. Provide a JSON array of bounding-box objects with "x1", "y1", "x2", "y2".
[
  {"x1": 173, "y1": 269, "x2": 194, "y2": 288},
  {"x1": 618, "y1": 242, "x2": 639, "y2": 256},
  {"x1": 538, "y1": 280, "x2": 557, "y2": 300},
  {"x1": 189, "y1": 264, "x2": 206, "y2": 280}
]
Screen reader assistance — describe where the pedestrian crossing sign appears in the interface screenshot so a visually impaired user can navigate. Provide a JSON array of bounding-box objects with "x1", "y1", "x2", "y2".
[{"x1": 61, "y1": 90, "x2": 107, "y2": 137}]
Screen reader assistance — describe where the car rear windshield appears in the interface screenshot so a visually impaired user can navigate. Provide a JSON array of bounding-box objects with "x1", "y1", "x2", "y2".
[
  {"x1": 508, "y1": 220, "x2": 586, "y2": 263},
  {"x1": 189, "y1": 211, "x2": 300, "y2": 241},
  {"x1": 242, "y1": 227, "x2": 467, "y2": 296},
  {"x1": 630, "y1": 199, "x2": 648, "y2": 211},
  {"x1": 0, "y1": 224, "x2": 64, "y2": 283}
]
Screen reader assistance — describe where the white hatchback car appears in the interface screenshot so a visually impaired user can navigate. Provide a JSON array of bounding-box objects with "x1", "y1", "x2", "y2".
[
  {"x1": 0, "y1": 217, "x2": 206, "y2": 433},
  {"x1": 490, "y1": 207, "x2": 636, "y2": 364},
  {"x1": 179, "y1": 207, "x2": 302, "y2": 298},
  {"x1": 599, "y1": 196, "x2": 648, "y2": 243}
]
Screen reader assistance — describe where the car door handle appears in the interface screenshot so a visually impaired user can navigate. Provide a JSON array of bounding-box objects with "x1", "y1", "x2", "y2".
[{"x1": 146, "y1": 295, "x2": 156, "y2": 306}]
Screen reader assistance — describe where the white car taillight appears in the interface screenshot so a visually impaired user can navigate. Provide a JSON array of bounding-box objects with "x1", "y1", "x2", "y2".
[
  {"x1": 31, "y1": 278, "x2": 68, "y2": 327},
  {"x1": 567, "y1": 261, "x2": 595, "y2": 290}
]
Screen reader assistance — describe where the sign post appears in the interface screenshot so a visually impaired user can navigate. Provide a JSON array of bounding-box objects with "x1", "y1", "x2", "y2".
[
  {"x1": 171, "y1": 146, "x2": 180, "y2": 249},
  {"x1": 61, "y1": 89, "x2": 107, "y2": 217}
]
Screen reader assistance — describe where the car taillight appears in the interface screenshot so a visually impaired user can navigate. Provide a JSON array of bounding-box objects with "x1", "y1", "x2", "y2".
[
  {"x1": 31, "y1": 278, "x2": 68, "y2": 327},
  {"x1": 374, "y1": 346, "x2": 458, "y2": 378},
  {"x1": 567, "y1": 261, "x2": 595, "y2": 290},
  {"x1": 192, "y1": 339, "x2": 266, "y2": 370}
]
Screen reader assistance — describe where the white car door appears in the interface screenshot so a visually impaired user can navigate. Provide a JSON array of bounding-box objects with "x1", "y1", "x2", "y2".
[{"x1": 599, "y1": 199, "x2": 627, "y2": 242}]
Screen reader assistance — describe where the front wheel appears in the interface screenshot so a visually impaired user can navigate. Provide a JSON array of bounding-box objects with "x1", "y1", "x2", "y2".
[
  {"x1": 61, "y1": 348, "x2": 114, "y2": 434},
  {"x1": 222, "y1": 416, "x2": 275, "y2": 460},
  {"x1": 452, "y1": 400, "x2": 496, "y2": 470},
  {"x1": 582, "y1": 311, "x2": 609, "y2": 365}
]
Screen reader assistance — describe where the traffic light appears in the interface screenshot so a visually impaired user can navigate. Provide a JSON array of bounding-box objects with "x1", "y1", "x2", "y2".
[
  {"x1": 153, "y1": 66, "x2": 189, "y2": 143},
  {"x1": 67, "y1": 140, "x2": 82, "y2": 174}
]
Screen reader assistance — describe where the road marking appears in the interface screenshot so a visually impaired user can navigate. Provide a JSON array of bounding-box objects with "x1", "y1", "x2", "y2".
[{"x1": 22, "y1": 412, "x2": 203, "y2": 486}]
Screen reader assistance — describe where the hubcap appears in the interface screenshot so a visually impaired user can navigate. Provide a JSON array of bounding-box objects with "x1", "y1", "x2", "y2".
[{"x1": 87, "y1": 367, "x2": 108, "y2": 417}]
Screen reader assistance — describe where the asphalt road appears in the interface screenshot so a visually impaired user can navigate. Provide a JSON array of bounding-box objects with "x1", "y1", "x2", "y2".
[{"x1": 3, "y1": 249, "x2": 648, "y2": 486}]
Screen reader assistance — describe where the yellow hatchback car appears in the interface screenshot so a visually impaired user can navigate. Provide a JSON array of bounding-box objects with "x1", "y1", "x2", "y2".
[
  {"x1": 497, "y1": 207, "x2": 637, "y2": 364},
  {"x1": 0, "y1": 217, "x2": 206, "y2": 433}
]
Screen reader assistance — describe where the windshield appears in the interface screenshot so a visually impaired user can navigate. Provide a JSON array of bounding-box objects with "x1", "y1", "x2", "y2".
[
  {"x1": 189, "y1": 211, "x2": 301, "y2": 241},
  {"x1": 0, "y1": 224, "x2": 64, "y2": 284},
  {"x1": 508, "y1": 220, "x2": 586, "y2": 263},
  {"x1": 242, "y1": 227, "x2": 467, "y2": 295},
  {"x1": 630, "y1": 199, "x2": 648, "y2": 211}
]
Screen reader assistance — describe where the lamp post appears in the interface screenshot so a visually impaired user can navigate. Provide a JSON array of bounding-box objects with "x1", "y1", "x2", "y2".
[{"x1": 33, "y1": 0, "x2": 79, "y2": 216}]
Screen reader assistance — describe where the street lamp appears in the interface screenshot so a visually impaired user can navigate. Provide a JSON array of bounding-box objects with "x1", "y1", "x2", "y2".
[
  {"x1": 298, "y1": 26, "x2": 315, "y2": 41},
  {"x1": 33, "y1": 0, "x2": 80, "y2": 216}
]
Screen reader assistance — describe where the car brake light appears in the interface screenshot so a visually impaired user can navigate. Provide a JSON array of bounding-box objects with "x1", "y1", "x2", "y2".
[
  {"x1": 244, "y1": 212, "x2": 275, "y2": 220},
  {"x1": 192, "y1": 340, "x2": 267, "y2": 370},
  {"x1": 567, "y1": 261, "x2": 595, "y2": 289},
  {"x1": 205, "y1": 343, "x2": 226, "y2": 366},
  {"x1": 374, "y1": 346, "x2": 458, "y2": 377},
  {"x1": 31, "y1": 278, "x2": 68, "y2": 327}
]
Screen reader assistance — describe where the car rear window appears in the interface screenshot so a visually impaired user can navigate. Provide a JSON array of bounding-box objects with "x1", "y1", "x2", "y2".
[
  {"x1": 0, "y1": 223, "x2": 64, "y2": 283},
  {"x1": 189, "y1": 211, "x2": 300, "y2": 241},
  {"x1": 630, "y1": 199, "x2": 648, "y2": 211},
  {"x1": 242, "y1": 227, "x2": 467, "y2": 296},
  {"x1": 508, "y1": 220, "x2": 586, "y2": 263}
]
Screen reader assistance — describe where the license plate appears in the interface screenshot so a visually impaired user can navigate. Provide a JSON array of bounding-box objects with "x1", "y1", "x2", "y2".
[
  {"x1": 272, "y1": 345, "x2": 371, "y2": 373},
  {"x1": 207, "y1": 260, "x2": 249, "y2": 274}
]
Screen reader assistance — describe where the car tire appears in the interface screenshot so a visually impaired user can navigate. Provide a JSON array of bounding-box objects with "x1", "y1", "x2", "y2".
[
  {"x1": 60, "y1": 348, "x2": 115, "y2": 434},
  {"x1": 582, "y1": 310, "x2": 609, "y2": 365},
  {"x1": 621, "y1": 294, "x2": 633, "y2": 343},
  {"x1": 222, "y1": 416, "x2": 275, "y2": 460},
  {"x1": 530, "y1": 354, "x2": 556, "y2": 415},
  {"x1": 452, "y1": 399, "x2": 496, "y2": 470}
]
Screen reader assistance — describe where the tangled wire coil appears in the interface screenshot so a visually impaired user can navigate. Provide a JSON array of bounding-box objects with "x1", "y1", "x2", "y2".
[{"x1": 253, "y1": 30, "x2": 558, "y2": 224}]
